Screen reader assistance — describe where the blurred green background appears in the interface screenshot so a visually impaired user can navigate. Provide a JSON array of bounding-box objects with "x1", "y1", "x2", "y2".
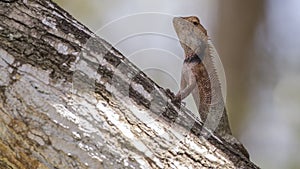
[{"x1": 53, "y1": 0, "x2": 300, "y2": 168}]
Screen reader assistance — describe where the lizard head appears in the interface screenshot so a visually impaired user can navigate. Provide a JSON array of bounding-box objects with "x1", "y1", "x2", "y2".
[
  {"x1": 183, "y1": 16, "x2": 207, "y2": 36},
  {"x1": 173, "y1": 16, "x2": 208, "y2": 59}
]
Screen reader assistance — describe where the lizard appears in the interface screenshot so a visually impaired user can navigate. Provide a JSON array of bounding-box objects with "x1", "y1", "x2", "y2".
[{"x1": 171, "y1": 16, "x2": 249, "y2": 158}]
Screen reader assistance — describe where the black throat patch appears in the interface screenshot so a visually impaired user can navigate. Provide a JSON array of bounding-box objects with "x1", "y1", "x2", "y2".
[{"x1": 184, "y1": 54, "x2": 202, "y2": 63}]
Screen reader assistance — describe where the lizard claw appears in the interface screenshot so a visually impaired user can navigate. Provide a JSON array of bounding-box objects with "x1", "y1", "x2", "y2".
[
  {"x1": 165, "y1": 88, "x2": 175, "y2": 97},
  {"x1": 165, "y1": 89, "x2": 181, "y2": 106},
  {"x1": 172, "y1": 94, "x2": 182, "y2": 104}
]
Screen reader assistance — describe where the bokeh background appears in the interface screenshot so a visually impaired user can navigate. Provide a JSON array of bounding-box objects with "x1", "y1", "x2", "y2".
[{"x1": 53, "y1": 0, "x2": 300, "y2": 168}]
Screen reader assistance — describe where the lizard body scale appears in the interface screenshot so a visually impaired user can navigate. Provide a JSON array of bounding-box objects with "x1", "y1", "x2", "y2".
[{"x1": 172, "y1": 16, "x2": 249, "y2": 158}]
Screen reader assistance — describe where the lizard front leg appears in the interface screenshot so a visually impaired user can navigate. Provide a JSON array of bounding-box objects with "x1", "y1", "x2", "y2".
[{"x1": 174, "y1": 66, "x2": 196, "y2": 102}]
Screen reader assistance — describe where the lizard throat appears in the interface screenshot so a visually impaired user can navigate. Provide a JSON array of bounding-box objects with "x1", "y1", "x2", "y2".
[{"x1": 184, "y1": 54, "x2": 202, "y2": 63}]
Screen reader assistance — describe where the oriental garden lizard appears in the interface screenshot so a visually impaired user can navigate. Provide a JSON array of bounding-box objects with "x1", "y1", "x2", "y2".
[{"x1": 171, "y1": 16, "x2": 249, "y2": 158}]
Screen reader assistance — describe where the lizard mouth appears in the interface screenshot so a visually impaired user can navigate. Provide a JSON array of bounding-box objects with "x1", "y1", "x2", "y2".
[
  {"x1": 172, "y1": 17, "x2": 181, "y2": 24},
  {"x1": 172, "y1": 17, "x2": 181, "y2": 34}
]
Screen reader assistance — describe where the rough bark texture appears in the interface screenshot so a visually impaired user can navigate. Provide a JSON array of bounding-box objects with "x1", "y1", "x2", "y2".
[{"x1": 0, "y1": 0, "x2": 260, "y2": 168}]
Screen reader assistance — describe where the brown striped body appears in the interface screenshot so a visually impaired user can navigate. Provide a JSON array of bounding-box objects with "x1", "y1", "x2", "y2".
[
  {"x1": 172, "y1": 16, "x2": 249, "y2": 158},
  {"x1": 173, "y1": 16, "x2": 231, "y2": 136}
]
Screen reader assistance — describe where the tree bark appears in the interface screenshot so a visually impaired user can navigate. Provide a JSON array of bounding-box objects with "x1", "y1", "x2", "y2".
[{"x1": 0, "y1": 0, "x2": 260, "y2": 168}]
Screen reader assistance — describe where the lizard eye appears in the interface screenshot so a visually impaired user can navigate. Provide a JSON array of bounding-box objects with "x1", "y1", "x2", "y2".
[{"x1": 192, "y1": 21, "x2": 199, "y2": 26}]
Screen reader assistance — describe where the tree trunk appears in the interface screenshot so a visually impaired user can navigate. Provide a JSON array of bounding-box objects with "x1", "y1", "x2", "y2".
[{"x1": 0, "y1": 0, "x2": 259, "y2": 168}]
